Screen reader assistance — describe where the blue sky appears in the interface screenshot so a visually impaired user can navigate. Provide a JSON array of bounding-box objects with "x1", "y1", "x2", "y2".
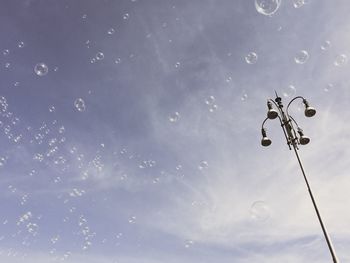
[{"x1": 0, "y1": 0, "x2": 350, "y2": 262}]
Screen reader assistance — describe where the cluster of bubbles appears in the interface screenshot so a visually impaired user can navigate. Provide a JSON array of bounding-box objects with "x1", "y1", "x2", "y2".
[
  {"x1": 205, "y1": 96, "x2": 218, "y2": 112},
  {"x1": 255, "y1": 0, "x2": 281, "y2": 16},
  {"x1": 138, "y1": 160, "x2": 156, "y2": 169},
  {"x1": 91, "y1": 52, "x2": 105, "y2": 63},
  {"x1": 78, "y1": 215, "x2": 95, "y2": 251}
]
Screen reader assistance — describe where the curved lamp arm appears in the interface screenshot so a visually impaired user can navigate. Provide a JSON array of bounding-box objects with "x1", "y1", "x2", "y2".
[{"x1": 286, "y1": 96, "x2": 305, "y2": 118}]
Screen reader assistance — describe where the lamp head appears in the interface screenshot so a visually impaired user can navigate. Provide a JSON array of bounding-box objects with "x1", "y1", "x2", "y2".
[
  {"x1": 261, "y1": 128, "x2": 272, "y2": 147},
  {"x1": 303, "y1": 99, "x2": 316, "y2": 117},
  {"x1": 267, "y1": 101, "x2": 278, "y2": 119},
  {"x1": 297, "y1": 129, "x2": 310, "y2": 145},
  {"x1": 261, "y1": 137, "x2": 272, "y2": 147}
]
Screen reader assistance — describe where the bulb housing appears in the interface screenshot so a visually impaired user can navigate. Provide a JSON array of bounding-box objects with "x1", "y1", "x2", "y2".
[
  {"x1": 267, "y1": 101, "x2": 278, "y2": 119},
  {"x1": 298, "y1": 129, "x2": 310, "y2": 145},
  {"x1": 261, "y1": 128, "x2": 272, "y2": 147},
  {"x1": 303, "y1": 99, "x2": 316, "y2": 117}
]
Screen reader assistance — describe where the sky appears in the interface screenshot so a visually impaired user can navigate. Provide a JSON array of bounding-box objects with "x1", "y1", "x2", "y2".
[{"x1": 0, "y1": 0, "x2": 350, "y2": 262}]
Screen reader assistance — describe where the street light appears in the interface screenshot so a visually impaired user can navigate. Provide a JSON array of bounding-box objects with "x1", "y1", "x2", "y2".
[{"x1": 260, "y1": 92, "x2": 339, "y2": 263}]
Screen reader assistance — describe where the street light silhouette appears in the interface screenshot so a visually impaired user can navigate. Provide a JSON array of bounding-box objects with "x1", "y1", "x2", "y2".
[{"x1": 260, "y1": 92, "x2": 339, "y2": 263}]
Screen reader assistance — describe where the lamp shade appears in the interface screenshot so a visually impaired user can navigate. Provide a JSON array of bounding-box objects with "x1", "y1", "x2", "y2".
[{"x1": 261, "y1": 137, "x2": 272, "y2": 146}]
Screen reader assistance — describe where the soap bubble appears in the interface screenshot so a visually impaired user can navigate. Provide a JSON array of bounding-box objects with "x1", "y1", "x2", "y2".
[
  {"x1": 324, "y1": 83, "x2": 333, "y2": 92},
  {"x1": 245, "y1": 52, "x2": 258, "y2": 64},
  {"x1": 49, "y1": 106, "x2": 56, "y2": 113},
  {"x1": 169, "y1": 112, "x2": 180, "y2": 122},
  {"x1": 293, "y1": 0, "x2": 306, "y2": 8},
  {"x1": 282, "y1": 85, "x2": 296, "y2": 98},
  {"x1": 294, "y1": 50, "x2": 309, "y2": 64},
  {"x1": 107, "y1": 28, "x2": 115, "y2": 35},
  {"x1": 205, "y1": 96, "x2": 215, "y2": 105},
  {"x1": 74, "y1": 98, "x2": 86, "y2": 112},
  {"x1": 334, "y1": 54, "x2": 348, "y2": 67},
  {"x1": 320, "y1": 40, "x2": 331, "y2": 51},
  {"x1": 255, "y1": 0, "x2": 281, "y2": 16},
  {"x1": 34, "y1": 63, "x2": 49, "y2": 76},
  {"x1": 250, "y1": 201, "x2": 270, "y2": 222},
  {"x1": 198, "y1": 160, "x2": 208, "y2": 170},
  {"x1": 18, "y1": 41, "x2": 25, "y2": 48},
  {"x1": 185, "y1": 240, "x2": 194, "y2": 248},
  {"x1": 96, "y1": 52, "x2": 104, "y2": 60}
]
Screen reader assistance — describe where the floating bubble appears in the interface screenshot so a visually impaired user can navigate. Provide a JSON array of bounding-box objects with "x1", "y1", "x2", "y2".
[
  {"x1": 2, "y1": 49, "x2": 9, "y2": 56},
  {"x1": 107, "y1": 28, "x2": 115, "y2": 35},
  {"x1": 34, "y1": 63, "x2": 49, "y2": 76},
  {"x1": 115, "y1": 58, "x2": 122, "y2": 64},
  {"x1": 198, "y1": 160, "x2": 208, "y2": 170},
  {"x1": 245, "y1": 52, "x2": 258, "y2": 64},
  {"x1": 185, "y1": 240, "x2": 194, "y2": 248},
  {"x1": 324, "y1": 83, "x2": 333, "y2": 92},
  {"x1": 90, "y1": 58, "x2": 96, "y2": 64},
  {"x1": 49, "y1": 106, "x2": 56, "y2": 113},
  {"x1": 334, "y1": 54, "x2": 348, "y2": 67},
  {"x1": 282, "y1": 85, "x2": 296, "y2": 98},
  {"x1": 128, "y1": 216, "x2": 136, "y2": 224},
  {"x1": 293, "y1": 0, "x2": 306, "y2": 8},
  {"x1": 169, "y1": 112, "x2": 180, "y2": 122},
  {"x1": 5, "y1": 63, "x2": 10, "y2": 69},
  {"x1": 209, "y1": 104, "x2": 218, "y2": 112},
  {"x1": 226, "y1": 76, "x2": 232, "y2": 83},
  {"x1": 74, "y1": 98, "x2": 86, "y2": 112},
  {"x1": 18, "y1": 41, "x2": 25, "y2": 48},
  {"x1": 0, "y1": 96, "x2": 8, "y2": 112},
  {"x1": 14, "y1": 81, "x2": 20, "y2": 87},
  {"x1": 123, "y1": 13, "x2": 130, "y2": 20},
  {"x1": 250, "y1": 201, "x2": 270, "y2": 222},
  {"x1": 255, "y1": 0, "x2": 281, "y2": 16},
  {"x1": 96, "y1": 52, "x2": 104, "y2": 60},
  {"x1": 241, "y1": 92, "x2": 248, "y2": 101},
  {"x1": 205, "y1": 96, "x2": 215, "y2": 105},
  {"x1": 294, "y1": 50, "x2": 309, "y2": 64},
  {"x1": 320, "y1": 40, "x2": 331, "y2": 51},
  {"x1": 82, "y1": 14, "x2": 87, "y2": 19},
  {"x1": 175, "y1": 62, "x2": 181, "y2": 68}
]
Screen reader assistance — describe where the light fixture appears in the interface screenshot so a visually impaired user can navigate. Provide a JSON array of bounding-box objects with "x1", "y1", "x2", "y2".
[
  {"x1": 261, "y1": 128, "x2": 272, "y2": 146},
  {"x1": 298, "y1": 128, "x2": 310, "y2": 145},
  {"x1": 303, "y1": 99, "x2": 316, "y2": 117},
  {"x1": 267, "y1": 101, "x2": 278, "y2": 119},
  {"x1": 259, "y1": 93, "x2": 338, "y2": 263}
]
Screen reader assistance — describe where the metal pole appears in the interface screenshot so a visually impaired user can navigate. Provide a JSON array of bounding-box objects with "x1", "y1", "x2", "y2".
[{"x1": 292, "y1": 144, "x2": 339, "y2": 263}]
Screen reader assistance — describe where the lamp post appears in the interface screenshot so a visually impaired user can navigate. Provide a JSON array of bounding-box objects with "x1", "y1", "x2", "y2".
[{"x1": 260, "y1": 92, "x2": 339, "y2": 263}]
